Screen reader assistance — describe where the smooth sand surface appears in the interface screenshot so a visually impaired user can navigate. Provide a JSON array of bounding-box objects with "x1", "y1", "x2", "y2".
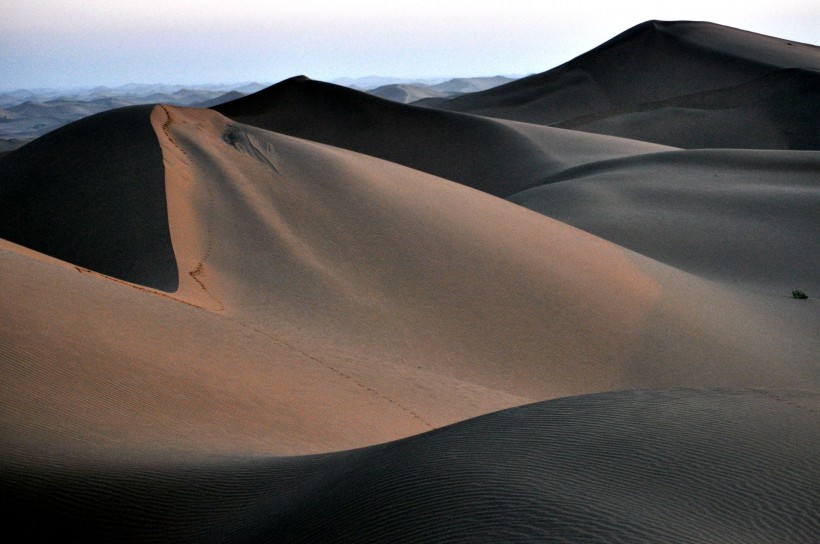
[
  {"x1": 0, "y1": 18, "x2": 817, "y2": 543},
  {"x1": 556, "y1": 68, "x2": 820, "y2": 149},
  {"x1": 435, "y1": 21, "x2": 820, "y2": 126},
  {"x1": 214, "y1": 75, "x2": 673, "y2": 197},
  {"x1": 509, "y1": 149, "x2": 820, "y2": 293},
  {"x1": 1, "y1": 103, "x2": 816, "y2": 461}
]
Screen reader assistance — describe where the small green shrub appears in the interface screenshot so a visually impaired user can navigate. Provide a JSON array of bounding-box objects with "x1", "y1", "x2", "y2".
[{"x1": 792, "y1": 290, "x2": 808, "y2": 299}]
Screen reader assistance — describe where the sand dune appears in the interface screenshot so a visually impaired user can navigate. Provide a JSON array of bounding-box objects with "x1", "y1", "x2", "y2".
[
  {"x1": 366, "y1": 83, "x2": 452, "y2": 104},
  {"x1": 160, "y1": 105, "x2": 819, "y2": 398},
  {"x1": 1, "y1": 104, "x2": 816, "y2": 466},
  {"x1": 0, "y1": 19, "x2": 818, "y2": 543},
  {"x1": 434, "y1": 20, "x2": 820, "y2": 125},
  {"x1": 3, "y1": 389, "x2": 818, "y2": 542},
  {"x1": 368, "y1": 76, "x2": 516, "y2": 104},
  {"x1": 0, "y1": 105, "x2": 178, "y2": 291},
  {"x1": 0, "y1": 237, "x2": 448, "y2": 458},
  {"x1": 214, "y1": 75, "x2": 672, "y2": 197},
  {"x1": 556, "y1": 68, "x2": 820, "y2": 149},
  {"x1": 509, "y1": 149, "x2": 820, "y2": 293}
]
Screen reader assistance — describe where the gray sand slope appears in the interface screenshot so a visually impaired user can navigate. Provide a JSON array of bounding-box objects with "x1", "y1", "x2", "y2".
[
  {"x1": 508, "y1": 149, "x2": 820, "y2": 293},
  {"x1": 433, "y1": 20, "x2": 820, "y2": 133},
  {"x1": 2, "y1": 389, "x2": 818, "y2": 543},
  {"x1": 213, "y1": 75, "x2": 671, "y2": 197},
  {"x1": 553, "y1": 68, "x2": 820, "y2": 150},
  {"x1": 0, "y1": 19, "x2": 818, "y2": 544}
]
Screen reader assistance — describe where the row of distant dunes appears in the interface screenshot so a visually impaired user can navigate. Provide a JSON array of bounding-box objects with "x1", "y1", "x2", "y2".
[{"x1": 1, "y1": 20, "x2": 818, "y2": 542}]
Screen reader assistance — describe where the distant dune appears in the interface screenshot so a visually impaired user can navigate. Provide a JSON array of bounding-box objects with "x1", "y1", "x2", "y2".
[
  {"x1": 0, "y1": 84, "x2": 261, "y2": 142},
  {"x1": 367, "y1": 76, "x2": 516, "y2": 104},
  {"x1": 191, "y1": 90, "x2": 246, "y2": 108},
  {"x1": 0, "y1": 19, "x2": 818, "y2": 543},
  {"x1": 556, "y1": 68, "x2": 820, "y2": 149},
  {"x1": 367, "y1": 83, "x2": 453, "y2": 103},
  {"x1": 214, "y1": 75, "x2": 672, "y2": 197},
  {"x1": 433, "y1": 21, "x2": 820, "y2": 132}
]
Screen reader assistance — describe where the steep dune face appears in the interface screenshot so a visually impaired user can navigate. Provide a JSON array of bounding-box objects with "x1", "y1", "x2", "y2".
[
  {"x1": 0, "y1": 105, "x2": 178, "y2": 291},
  {"x1": 4, "y1": 389, "x2": 819, "y2": 543},
  {"x1": 435, "y1": 20, "x2": 820, "y2": 127},
  {"x1": 214, "y1": 76, "x2": 672, "y2": 197}
]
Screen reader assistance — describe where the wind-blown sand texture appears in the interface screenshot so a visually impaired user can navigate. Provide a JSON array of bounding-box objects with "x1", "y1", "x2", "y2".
[
  {"x1": 1, "y1": 20, "x2": 818, "y2": 542},
  {"x1": 3, "y1": 390, "x2": 819, "y2": 542}
]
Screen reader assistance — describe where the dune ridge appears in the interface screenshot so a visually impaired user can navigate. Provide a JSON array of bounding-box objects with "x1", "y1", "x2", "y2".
[
  {"x1": 214, "y1": 75, "x2": 673, "y2": 197},
  {"x1": 0, "y1": 18, "x2": 818, "y2": 543},
  {"x1": 434, "y1": 20, "x2": 820, "y2": 126},
  {"x1": 0, "y1": 105, "x2": 178, "y2": 291},
  {"x1": 555, "y1": 68, "x2": 820, "y2": 149}
]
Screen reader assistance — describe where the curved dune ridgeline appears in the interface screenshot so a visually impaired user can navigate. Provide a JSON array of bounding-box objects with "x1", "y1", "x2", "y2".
[
  {"x1": 213, "y1": 75, "x2": 673, "y2": 197},
  {"x1": 434, "y1": 20, "x2": 820, "y2": 128},
  {"x1": 0, "y1": 19, "x2": 818, "y2": 542},
  {"x1": 555, "y1": 68, "x2": 820, "y2": 150},
  {"x1": 0, "y1": 105, "x2": 178, "y2": 291}
]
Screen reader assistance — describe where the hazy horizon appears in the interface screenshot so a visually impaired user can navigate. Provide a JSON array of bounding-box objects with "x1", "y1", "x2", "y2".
[{"x1": 3, "y1": 1, "x2": 819, "y2": 91}]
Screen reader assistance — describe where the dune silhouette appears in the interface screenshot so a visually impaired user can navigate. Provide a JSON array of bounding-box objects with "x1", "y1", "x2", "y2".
[
  {"x1": 0, "y1": 105, "x2": 177, "y2": 290},
  {"x1": 556, "y1": 68, "x2": 820, "y2": 149},
  {"x1": 434, "y1": 21, "x2": 820, "y2": 127},
  {"x1": 214, "y1": 75, "x2": 672, "y2": 197},
  {"x1": 0, "y1": 19, "x2": 818, "y2": 543}
]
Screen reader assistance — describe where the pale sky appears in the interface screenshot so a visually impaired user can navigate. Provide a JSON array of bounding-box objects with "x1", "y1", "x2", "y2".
[{"x1": 2, "y1": 0, "x2": 818, "y2": 90}]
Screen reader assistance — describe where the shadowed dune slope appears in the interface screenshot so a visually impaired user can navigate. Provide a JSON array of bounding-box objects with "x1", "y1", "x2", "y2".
[
  {"x1": 213, "y1": 76, "x2": 671, "y2": 197},
  {"x1": 435, "y1": 20, "x2": 820, "y2": 125},
  {"x1": 0, "y1": 105, "x2": 177, "y2": 291},
  {"x1": 367, "y1": 83, "x2": 451, "y2": 104},
  {"x1": 2, "y1": 389, "x2": 818, "y2": 543},
  {"x1": 556, "y1": 68, "x2": 820, "y2": 149},
  {"x1": 508, "y1": 149, "x2": 820, "y2": 293}
]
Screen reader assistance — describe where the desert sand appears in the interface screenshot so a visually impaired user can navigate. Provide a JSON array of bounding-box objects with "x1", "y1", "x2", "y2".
[{"x1": 0, "y1": 19, "x2": 818, "y2": 542}]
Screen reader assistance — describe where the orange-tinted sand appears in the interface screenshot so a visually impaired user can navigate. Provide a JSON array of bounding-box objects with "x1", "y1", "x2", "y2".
[{"x1": 0, "y1": 19, "x2": 818, "y2": 543}]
